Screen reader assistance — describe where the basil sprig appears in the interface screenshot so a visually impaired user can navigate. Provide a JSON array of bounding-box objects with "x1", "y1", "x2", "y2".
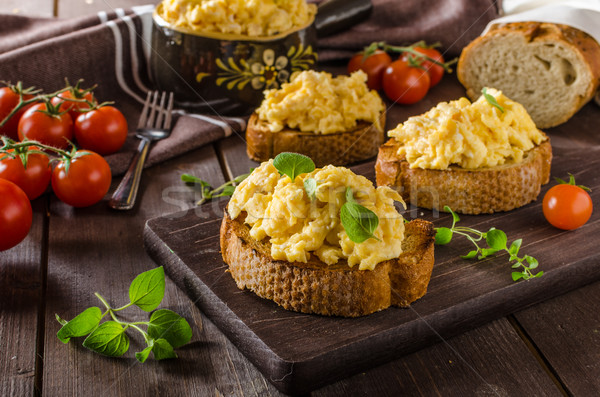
[
  {"x1": 340, "y1": 187, "x2": 380, "y2": 243},
  {"x1": 56, "y1": 267, "x2": 192, "y2": 362},
  {"x1": 482, "y1": 87, "x2": 504, "y2": 113}
]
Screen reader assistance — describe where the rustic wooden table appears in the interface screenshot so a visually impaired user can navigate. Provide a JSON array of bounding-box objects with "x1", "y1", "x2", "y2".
[{"x1": 2, "y1": 1, "x2": 600, "y2": 396}]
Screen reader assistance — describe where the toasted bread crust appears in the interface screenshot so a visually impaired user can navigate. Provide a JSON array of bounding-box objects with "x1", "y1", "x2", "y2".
[
  {"x1": 375, "y1": 138, "x2": 552, "y2": 215},
  {"x1": 458, "y1": 22, "x2": 600, "y2": 128},
  {"x1": 246, "y1": 111, "x2": 386, "y2": 167},
  {"x1": 220, "y1": 211, "x2": 435, "y2": 317}
]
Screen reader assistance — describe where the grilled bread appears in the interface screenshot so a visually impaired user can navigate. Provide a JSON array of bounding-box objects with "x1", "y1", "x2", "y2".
[
  {"x1": 220, "y1": 210, "x2": 435, "y2": 317},
  {"x1": 246, "y1": 110, "x2": 386, "y2": 168},
  {"x1": 458, "y1": 22, "x2": 600, "y2": 128},
  {"x1": 375, "y1": 137, "x2": 552, "y2": 215}
]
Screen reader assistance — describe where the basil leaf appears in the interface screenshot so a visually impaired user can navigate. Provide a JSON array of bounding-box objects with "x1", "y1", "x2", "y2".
[
  {"x1": 56, "y1": 307, "x2": 102, "y2": 343},
  {"x1": 434, "y1": 227, "x2": 453, "y2": 245},
  {"x1": 482, "y1": 87, "x2": 504, "y2": 113},
  {"x1": 273, "y1": 152, "x2": 315, "y2": 181},
  {"x1": 303, "y1": 178, "x2": 317, "y2": 201},
  {"x1": 461, "y1": 250, "x2": 478, "y2": 259},
  {"x1": 152, "y1": 338, "x2": 177, "y2": 360},
  {"x1": 486, "y1": 229, "x2": 507, "y2": 250},
  {"x1": 148, "y1": 309, "x2": 192, "y2": 349},
  {"x1": 135, "y1": 342, "x2": 154, "y2": 363},
  {"x1": 82, "y1": 321, "x2": 129, "y2": 357},
  {"x1": 340, "y1": 202, "x2": 380, "y2": 243},
  {"x1": 129, "y1": 266, "x2": 165, "y2": 312}
]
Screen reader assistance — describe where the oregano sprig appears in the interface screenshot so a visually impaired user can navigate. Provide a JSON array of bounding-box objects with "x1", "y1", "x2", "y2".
[
  {"x1": 56, "y1": 267, "x2": 192, "y2": 362},
  {"x1": 273, "y1": 152, "x2": 315, "y2": 181},
  {"x1": 435, "y1": 206, "x2": 543, "y2": 281}
]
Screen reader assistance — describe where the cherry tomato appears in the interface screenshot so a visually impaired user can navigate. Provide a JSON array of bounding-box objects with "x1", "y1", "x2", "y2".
[
  {"x1": 74, "y1": 106, "x2": 128, "y2": 155},
  {"x1": 347, "y1": 50, "x2": 392, "y2": 90},
  {"x1": 403, "y1": 47, "x2": 445, "y2": 87},
  {"x1": 18, "y1": 102, "x2": 73, "y2": 149},
  {"x1": 0, "y1": 179, "x2": 33, "y2": 251},
  {"x1": 0, "y1": 148, "x2": 51, "y2": 200},
  {"x1": 543, "y1": 184, "x2": 593, "y2": 230},
  {"x1": 0, "y1": 86, "x2": 35, "y2": 140},
  {"x1": 51, "y1": 151, "x2": 112, "y2": 207},
  {"x1": 51, "y1": 88, "x2": 95, "y2": 121},
  {"x1": 382, "y1": 59, "x2": 430, "y2": 104}
]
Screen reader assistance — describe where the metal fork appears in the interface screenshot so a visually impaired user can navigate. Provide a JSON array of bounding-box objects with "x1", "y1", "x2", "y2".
[{"x1": 108, "y1": 91, "x2": 174, "y2": 210}]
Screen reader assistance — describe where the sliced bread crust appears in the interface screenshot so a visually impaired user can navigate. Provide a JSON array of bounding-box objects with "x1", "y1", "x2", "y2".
[
  {"x1": 375, "y1": 138, "x2": 552, "y2": 215},
  {"x1": 246, "y1": 110, "x2": 386, "y2": 167},
  {"x1": 220, "y1": 211, "x2": 435, "y2": 317},
  {"x1": 457, "y1": 22, "x2": 600, "y2": 129}
]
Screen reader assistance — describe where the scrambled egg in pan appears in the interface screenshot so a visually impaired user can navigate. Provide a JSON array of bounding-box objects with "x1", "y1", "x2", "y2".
[
  {"x1": 158, "y1": 0, "x2": 316, "y2": 37},
  {"x1": 388, "y1": 88, "x2": 547, "y2": 169},
  {"x1": 256, "y1": 70, "x2": 385, "y2": 135},
  {"x1": 228, "y1": 160, "x2": 405, "y2": 271}
]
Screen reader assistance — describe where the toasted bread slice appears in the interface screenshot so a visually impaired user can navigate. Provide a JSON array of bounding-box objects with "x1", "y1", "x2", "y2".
[
  {"x1": 245, "y1": 110, "x2": 386, "y2": 167},
  {"x1": 375, "y1": 138, "x2": 552, "y2": 215},
  {"x1": 220, "y1": 210, "x2": 435, "y2": 317}
]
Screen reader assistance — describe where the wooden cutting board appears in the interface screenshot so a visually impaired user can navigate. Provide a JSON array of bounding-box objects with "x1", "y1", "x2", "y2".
[{"x1": 143, "y1": 107, "x2": 600, "y2": 396}]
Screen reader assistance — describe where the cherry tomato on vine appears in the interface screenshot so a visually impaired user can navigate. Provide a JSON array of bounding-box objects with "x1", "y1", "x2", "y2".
[
  {"x1": 347, "y1": 50, "x2": 392, "y2": 91},
  {"x1": 18, "y1": 102, "x2": 73, "y2": 149},
  {"x1": 0, "y1": 86, "x2": 36, "y2": 140},
  {"x1": 543, "y1": 182, "x2": 593, "y2": 230},
  {"x1": 402, "y1": 47, "x2": 445, "y2": 87},
  {"x1": 51, "y1": 151, "x2": 112, "y2": 207},
  {"x1": 51, "y1": 88, "x2": 95, "y2": 121},
  {"x1": 74, "y1": 106, "x2": 128, "y2": 155},
  {"x1": 0, "y1": 148, "x2": 51, "y2": 200},
  {"x1": 0, "y1": 178, "x2": 33, "y2": 251},
  {"x1": 382, "y1": 59, "x2": 430, "y2": 104}
]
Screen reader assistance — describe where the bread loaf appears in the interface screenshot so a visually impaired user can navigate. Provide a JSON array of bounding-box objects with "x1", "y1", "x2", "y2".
[
  {"x1": 220, "y1": 211, "x2": 435, "y2": 317},
  {"x1": 375, "y1": 137, "x2": 552, "y2": 215},
  {"x1": 458, "y1": 22, "x2": 600, "y2": 128}
]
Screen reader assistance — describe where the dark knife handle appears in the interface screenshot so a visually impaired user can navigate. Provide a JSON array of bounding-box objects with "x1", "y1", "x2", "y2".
[{"x1": 315, "y1": 0, "x2": 373, "y2": 38}]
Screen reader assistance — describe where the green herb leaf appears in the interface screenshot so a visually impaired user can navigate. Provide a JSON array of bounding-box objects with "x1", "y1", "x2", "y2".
[
  {"x1": 129, "y1": 267, "x2": 165, "y2": 312},
  {"x1": 525, "y1": 255, "x2": 539, "y2": 269},
  {"x1": 512, "y1": 272, "x2": 524, "y2": 281},
  {"x1": 479, "y1": 247, "x2": 499, "y2": 258},
  {"x1": 444, "y1": 205, "x2": 460, "y2": 225},
  {"x1": 82, "y1": 321, "x2": 130, "y2": 357},
  {"x1": 148, "y1": 309, "x2": 193, "y2": 349},
  {"x1": 486, "y1": 229, "x2": 507, "y2": 250},
  {"x1": 340, "y1": 202, "x2": 380, "y2": 243},
  {"x1": 152, "y1": 338, "x2": 177, "y2": 360},
  {"x1": 345, "y1": 187, "x2": 356, "y2": 203},
  {"x1": 181, "y1": 173, "x2": 210, "y2": 187},
  {"x1": 135, "y1": 342, "x2": 154, "y2": 363},
  {"x1": 304, "y1": 178, "x2": 317, "y2": 201},
  {"x1": 509, "y1": 239, "x2": 522, "y2": 256},
  {"x1": 461, "y1": 250, "x2": 478, "y2": 259},
  {"x1": 214, "y1": 185, "x2": 236, "y2": 197},
  {"x1": 434, "y1": 227, "x2": 453, "y2": 245},
  {"x1": 55, "y1": 314, "x2": 68, "y2": 326},
  {"x1": 482, "y1": 87, "x2": 504, "y2": 113},
  {"x1": 56, "y1": 307, "x2": 102, "y2": 343},
  {"x1": 273, "y1": 152, "x2": 315, "y2": 181}
]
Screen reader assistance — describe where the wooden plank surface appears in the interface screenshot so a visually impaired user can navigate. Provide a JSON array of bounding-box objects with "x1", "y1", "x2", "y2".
[{"x1": 0, "y1": 199, "x2": 46, "y2": 396}]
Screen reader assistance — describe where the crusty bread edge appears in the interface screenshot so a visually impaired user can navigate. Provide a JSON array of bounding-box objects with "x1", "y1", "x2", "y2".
[
  {"x1": 220, "y1": 210, "x2": 435, "y2": 317},
  {"x1": 375, "y1": 137, "x2": 552, "y2": 215},
  {"x1": 246, "y1": 110, "x2": 386, "y2": 167}
]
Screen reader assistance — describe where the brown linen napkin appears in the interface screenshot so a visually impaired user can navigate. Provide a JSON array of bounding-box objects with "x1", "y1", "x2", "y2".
[
  {"x1": 0, "y1": 6, "x2": 246, "y2": 176},
  {"x1": 317, "y1": 0, "x2": 503, "y2": 61}
]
